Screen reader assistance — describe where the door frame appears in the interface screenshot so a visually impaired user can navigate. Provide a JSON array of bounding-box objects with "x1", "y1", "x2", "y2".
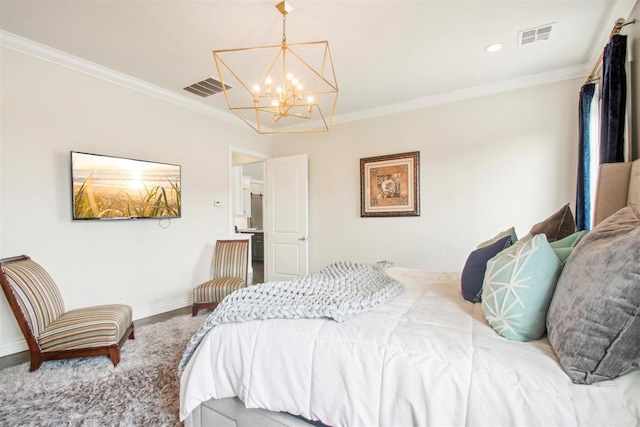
[{"x1": 229, "y1": 146, "x2": 268, "y2": 277}]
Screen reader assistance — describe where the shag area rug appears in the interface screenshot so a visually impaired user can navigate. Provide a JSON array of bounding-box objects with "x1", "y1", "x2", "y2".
[{"x1": 0, "y1": 315, "x2": 204, "y2": 427}]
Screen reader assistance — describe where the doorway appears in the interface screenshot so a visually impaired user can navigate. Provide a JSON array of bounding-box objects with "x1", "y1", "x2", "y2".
[
  {"x1": 231, "y1": 149, "x2": 266, "y2": 285},
  {"x1": 230, "y1": 150, "x2": 309, "y2": 283}
]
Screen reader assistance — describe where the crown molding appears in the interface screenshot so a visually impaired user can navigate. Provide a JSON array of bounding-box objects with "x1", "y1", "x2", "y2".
[
  {"x1": 332, "y1": 63, "x2": 592, "y2": 125},
  {"x1": 2, "y1": 29, "x2": 593, "y2": 130},
  {"x1": 0, "y1": 30, "x2": 243, "y2": 128}
]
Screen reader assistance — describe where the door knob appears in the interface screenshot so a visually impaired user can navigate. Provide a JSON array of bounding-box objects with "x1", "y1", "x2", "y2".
[{"x1": 298, "y1": 237, "x2": 307, "y2": 241}]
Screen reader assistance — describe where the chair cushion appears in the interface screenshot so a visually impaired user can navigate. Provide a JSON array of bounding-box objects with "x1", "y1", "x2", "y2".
[
  {"x1": 39, "y1": 304, "x2": 133, "y2": 352},
  {"x1": 1, "y1": 259, "x2": 66, "y2": 337},
  {"x1": 212, "y1": 240, "x2": 249, "y2": 282},
  {"x1": 194, "y1": 277, "x2": 247, "y2": 303}
]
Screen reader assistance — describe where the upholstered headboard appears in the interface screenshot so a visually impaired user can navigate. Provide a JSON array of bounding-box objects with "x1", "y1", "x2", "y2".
[{"x1": 593, "y1": 158, "x2": 640, "y2": 226}]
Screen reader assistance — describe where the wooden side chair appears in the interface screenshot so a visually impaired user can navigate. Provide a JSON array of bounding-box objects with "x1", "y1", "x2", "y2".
[
  {"x1": 192, "y1": 239, "x2": 249, "y2": 316},
  {"x1": 0, "y1": 255, "x2": 135, "y2": 371}
]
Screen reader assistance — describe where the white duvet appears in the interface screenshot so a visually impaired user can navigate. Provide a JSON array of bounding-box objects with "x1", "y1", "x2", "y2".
[{"x1": 180, "y1": 267, "x2": 640, "y2": 426}]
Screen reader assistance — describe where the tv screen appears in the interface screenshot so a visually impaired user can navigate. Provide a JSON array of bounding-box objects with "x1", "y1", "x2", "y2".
[{"x1": 71, "y1": 151, "x2": 181, "y2": 220}]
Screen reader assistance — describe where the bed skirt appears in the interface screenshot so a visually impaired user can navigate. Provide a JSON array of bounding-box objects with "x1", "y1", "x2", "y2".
[{"x1": 184, "y1": 397, "x2": 318, "y2": 427}]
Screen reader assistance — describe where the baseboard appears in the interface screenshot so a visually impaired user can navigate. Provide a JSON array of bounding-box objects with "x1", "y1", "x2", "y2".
[
  {"x1": 133, "y1": 296, "x2": 193, "y2": 321},
  {"x1": 0, "y1": 296, "x2": 194, "y2": 357},
  {"x1": 0, "y1": 338, "x2": 28, "y2": 357}
]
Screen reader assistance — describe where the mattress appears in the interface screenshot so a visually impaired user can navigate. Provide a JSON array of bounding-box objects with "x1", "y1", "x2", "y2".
[{"x1": 180, "y1": 267, "x2": 640, "y2": 426}]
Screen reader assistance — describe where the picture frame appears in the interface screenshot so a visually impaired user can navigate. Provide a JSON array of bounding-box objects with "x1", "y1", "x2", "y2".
[{"x1": 360, "y1": 151, "x2": 420, "y2": 217}]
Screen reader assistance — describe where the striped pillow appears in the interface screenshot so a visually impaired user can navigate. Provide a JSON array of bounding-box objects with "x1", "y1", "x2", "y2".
[
  {"x1": 212, "y1": 240, "x2": 249, "y2": 281},
  {"x1": 1, "y1": 260, "x2": 65, "y2": 338}
]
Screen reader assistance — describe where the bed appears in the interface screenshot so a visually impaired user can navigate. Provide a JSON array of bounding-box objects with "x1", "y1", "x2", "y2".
[{"x1": 180, "y1": 159, "x2": 640, "y2": 427}]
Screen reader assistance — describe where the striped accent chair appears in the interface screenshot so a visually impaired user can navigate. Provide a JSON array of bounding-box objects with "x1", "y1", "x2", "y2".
[
  {"x1": 192, "y1": 239, "x2": 249, "y2": 316},
  {"x1": 0, "y1": 255, "x2": 135, "y2": 371}
]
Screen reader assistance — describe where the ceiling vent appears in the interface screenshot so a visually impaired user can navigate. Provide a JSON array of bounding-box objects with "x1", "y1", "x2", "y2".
[
  {"x1": 183, "y1": 77, "x2": 231, "y2": 98},
  {"x1": 518, "y1": 23, "x2": 554, "y2": 46}
]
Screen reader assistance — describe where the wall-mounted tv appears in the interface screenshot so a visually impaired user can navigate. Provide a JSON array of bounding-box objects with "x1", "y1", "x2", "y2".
[{"x1": 71, "y1": 151, "x2": 181, "y2": 220}]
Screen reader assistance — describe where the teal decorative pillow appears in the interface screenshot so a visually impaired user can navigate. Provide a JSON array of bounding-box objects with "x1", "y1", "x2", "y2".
[
  {"x1": 547, "y1": 205, "x2": 640, "y2": 384},
  {"x1": 549, "y1": 230, "x2": 588, "y2": 264},
  {"x1": 482, "y1": 234, "x2": 562, "y2": 341},
  {"x1": 529, "y1": 203, "x2": 576, "y2": 242},
  {"x1": 476, "y1": 227, "x2": 517, "y2": 249}
]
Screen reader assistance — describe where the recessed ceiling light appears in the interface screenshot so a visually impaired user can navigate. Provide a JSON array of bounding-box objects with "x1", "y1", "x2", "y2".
[{"x1": 485, "y1": 43, "x2": 503, "y2": 53}]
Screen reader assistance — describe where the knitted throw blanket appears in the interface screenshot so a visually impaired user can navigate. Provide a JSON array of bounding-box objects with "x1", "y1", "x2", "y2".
[{"x1": 178, "y1": 261, "x2": 403, "y2": 374}]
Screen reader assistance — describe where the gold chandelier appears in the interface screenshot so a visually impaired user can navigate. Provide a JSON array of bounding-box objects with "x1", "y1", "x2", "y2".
[{"x1": 213, "y1": 1, "x2": 338, "y2": 134}]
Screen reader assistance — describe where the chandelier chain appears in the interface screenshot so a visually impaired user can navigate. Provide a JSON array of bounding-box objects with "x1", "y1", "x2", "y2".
[{"x1": 282, "y1": 14, "x2": 287, "y2": 45}]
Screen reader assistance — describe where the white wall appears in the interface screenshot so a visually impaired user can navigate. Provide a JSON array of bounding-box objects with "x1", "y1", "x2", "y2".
[
  {"x1": 6, "y1": 33, "x2": 632, "y2": 358},
  {"x1": 272, "y1": 79, "x2": 582, "y2": 273},
  {"x1": 0, "y1": 48, "x2": 270, "y2": 356}
]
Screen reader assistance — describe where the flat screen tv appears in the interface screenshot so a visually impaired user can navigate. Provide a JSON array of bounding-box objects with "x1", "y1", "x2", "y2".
[{"x1": 71, "y1": 151, "x2": 181, "y2": 220}]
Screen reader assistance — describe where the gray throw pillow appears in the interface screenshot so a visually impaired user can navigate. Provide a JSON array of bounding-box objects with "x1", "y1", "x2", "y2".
[{"x1": 546, "y1": 204, "x2": 640, "y2": 384}]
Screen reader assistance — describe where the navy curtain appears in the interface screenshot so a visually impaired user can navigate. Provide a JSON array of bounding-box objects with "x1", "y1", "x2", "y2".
[
  {"x1": 576, "y1": 83, "x2": 596, "y2": 231},
  {"x1": 599, "y1": 34, "x2": 627, "y2": 164}
]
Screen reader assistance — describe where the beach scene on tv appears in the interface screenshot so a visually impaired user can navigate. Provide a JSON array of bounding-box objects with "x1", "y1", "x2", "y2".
[{"x1": 72, "y1": 152, "x2": 181, "y2": 220}]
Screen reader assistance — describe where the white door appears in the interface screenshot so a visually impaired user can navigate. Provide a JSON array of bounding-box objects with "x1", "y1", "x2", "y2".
[{"x1": 265, "y1": 154, "x2": 309, "y2": 281}]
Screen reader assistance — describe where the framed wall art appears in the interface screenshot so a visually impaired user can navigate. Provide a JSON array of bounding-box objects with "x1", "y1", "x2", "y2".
[{"x1": 360, "y1": 151, "x2": 420, "y2": 217}]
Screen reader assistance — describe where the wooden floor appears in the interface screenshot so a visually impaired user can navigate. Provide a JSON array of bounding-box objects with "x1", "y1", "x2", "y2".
[
  {"x1": 0, "y1": 260, "x2": 265, "y2": 371},
  {"x1": 251, "y1": 259, "x2": 264, "y2": 284}
]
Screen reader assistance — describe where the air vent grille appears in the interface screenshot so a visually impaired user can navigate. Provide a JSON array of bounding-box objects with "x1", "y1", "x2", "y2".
[
  {"x1": 518, "y1": 23, "x2": 554, "y2": 46},
  {"x1": 183, "y1": 77, "x2": 231, "y2": 97}
]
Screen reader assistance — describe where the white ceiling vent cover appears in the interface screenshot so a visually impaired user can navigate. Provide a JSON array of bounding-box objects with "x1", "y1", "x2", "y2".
[
  {"x1": 518, "y1": 23, "x2": 554, "y2": 46},
  {"x1": 183, "y1": 77, "x2": 232, "y2": 98}
]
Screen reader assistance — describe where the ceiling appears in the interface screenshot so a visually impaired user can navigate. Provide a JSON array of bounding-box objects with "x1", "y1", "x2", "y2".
[{"x1": 1, "y1": 0, "x2": 637, "y2": 128}]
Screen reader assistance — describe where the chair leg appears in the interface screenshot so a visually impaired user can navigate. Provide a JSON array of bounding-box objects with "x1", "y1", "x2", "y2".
[
  {"x1": 109, "y1": 347, "x2": 121, "y2": 367},
  {"x1": 29, "y1": 355, "x2": 43, "y2": 372},
  {"x1": 192, "y1": 305, "x2": 199, "y2": 317},
  {"x1": 129, "y1": 326, "x2": 135, "y2": 340}
]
